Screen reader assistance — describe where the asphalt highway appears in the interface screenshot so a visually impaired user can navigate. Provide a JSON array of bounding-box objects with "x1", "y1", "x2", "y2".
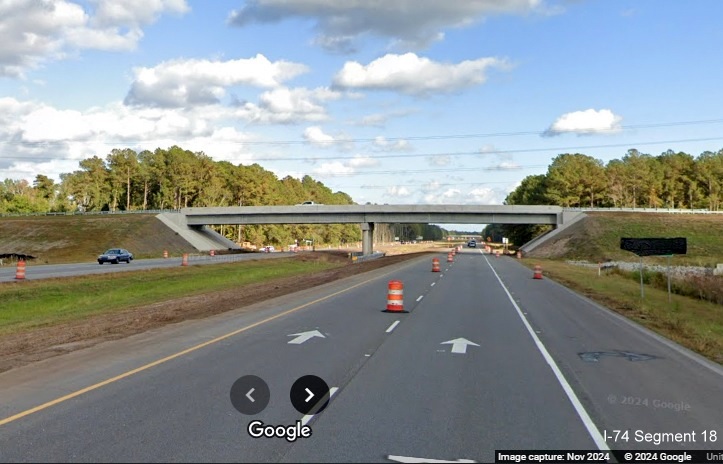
[
  {"x1": 0, "y1": 252, "x2": 289, "y2": 282},
  {"x1": 0, "y1": 249, "x2": 720, "y2": 463}
]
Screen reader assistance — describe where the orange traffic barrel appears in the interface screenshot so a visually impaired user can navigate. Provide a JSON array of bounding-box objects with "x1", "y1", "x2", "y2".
[
  {"x1": 432, "y1": 257, "x2": 440, "y2": 272},
  {"x1": 533, "y1": 264, "x2": 543, "y2": 279},
  {"x1": 15, "y1": 260, "x2": 26, "y2": 280},
  {"x1": 517, "y1": 251, "x2": 522, "y2": 259},
  {"x1": 447, "y1": 252, "x2": 454, "y2": 262},
  {"x1": 210, "y1": 250, "x2": 215, "y2": 257},
  {"x1": 384, "y1": 280, "x2": 407, "y2": 313},
  {"x1": 181, "y1": 253, "x2": 189, "y2": 266},
  {"x1": 495, "y1": 250, "x2": 500, "y2": 258},
  {"x1": 163, "y1": 250, "x2": 168, "y2": 259}
]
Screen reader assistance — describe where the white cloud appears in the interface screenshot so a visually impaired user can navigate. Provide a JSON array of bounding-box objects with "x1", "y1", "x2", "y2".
[
  {"x1": 357, "y1": 114, "x2": 388, "y2": 127},
  {"x1": 0, "y1": 0, "x2": 189, "y2": 77},
  {"x1": 303, "y1": 126, "x2": 335, "y2": 146},
  {"x1": 125, "y1": 55, "x2": 309, "y2": 108},
  {"x1": 386, "y1": 185, "x2": 412, "y2": 197},
  {"x1": 228, "y1": 0, "x2": 548, "y2": 51},
  {"x1": 427, "y1": 155, "x2": 452, "y2": 166},
  {"x1": 467, "y1": 187, "x2": 502, "y2": 203},
  {"x1": 333, "y1": 53, "x2": 511, "y2": 96},
  {"x1": 303, "y1": 126, "x2": 354, "y2": 150},
  {"x1": 488, "y1": 161, "x2": 521, "y2": 170},
  {"x1": 373, "y1": 136, "x2": 411, "y2": 152},
  {"x1": 88, "y1": 0, "x2": 189, "y2": 27},
  {"x1": 236, "y1": 87, "x2": 342, "y2": 124},
  {"x1": 544, "y1": 108, "x2": 623, "y2": 136},
  {"x1": 422, "y1": 184, "x2": 507, "y2": 205},
  {"x1": 312, "y1": 154, "x2": 379, "y2": 177},
  {"x1": 348, "y1": 155, "x2": 378, "y2": 168},
  {"x1": 0, "y1": 97, "x2": 258, "y2": 181}
]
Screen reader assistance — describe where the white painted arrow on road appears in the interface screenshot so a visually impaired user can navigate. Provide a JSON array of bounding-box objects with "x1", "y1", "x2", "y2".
[
  {"x1": 387, "y1": 455, "x2": 476, "y2": 463},
  {"x1": 440, "y1": 338, "x2": 479, "y2": 354},
  {"x1": 287, "y1": 330, "x2": 325, "y2": 344}
]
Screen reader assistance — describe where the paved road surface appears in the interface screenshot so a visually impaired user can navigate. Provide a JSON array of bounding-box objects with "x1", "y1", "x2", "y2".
[
  {"x1": 0, "y1": 249, "x2": 720, "y2": 462},
  {"x1": 0, "y1": 252, "x2": 291, "y2": 282}
]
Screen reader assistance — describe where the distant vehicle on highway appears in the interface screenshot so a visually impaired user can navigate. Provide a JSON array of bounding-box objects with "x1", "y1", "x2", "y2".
[
  {"x1": 262, "y1": 246, "x2": 275, "y2": 253},
  {"x1": 98, "y1": 248, "x2": 134, "y2": 264},
  {"x1": 467, "y1": 240, "x2": 476, "y2": 248},
  {"x1": 296, "y1": 201, "x2": 319, "y2": 205}
]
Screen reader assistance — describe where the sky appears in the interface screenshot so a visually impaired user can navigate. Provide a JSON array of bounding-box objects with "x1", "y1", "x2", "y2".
[{"x1": 1, "y1": 0, "x2": 723, "y2": 231}]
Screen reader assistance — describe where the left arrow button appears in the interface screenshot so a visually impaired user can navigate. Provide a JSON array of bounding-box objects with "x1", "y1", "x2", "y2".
[
  {"x1": 246, "y1": 388, "x2": 256, "y2": 402},
  {"x1": 230, "y1": 375, "x2": 270, "y2": 415}
]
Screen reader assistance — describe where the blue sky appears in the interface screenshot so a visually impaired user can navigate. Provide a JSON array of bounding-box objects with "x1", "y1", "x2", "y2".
[{"x1": 1, "y1": 0, "x2": 723, "y2": 228}]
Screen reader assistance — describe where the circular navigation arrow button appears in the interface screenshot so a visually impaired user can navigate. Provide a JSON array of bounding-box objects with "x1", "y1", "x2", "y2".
[
  {"x1": 290, "y1": 375, "x2": 330, "y2": 415},
  {"x1": 230, "y1": 375, "x2": 270, "y2": 415}
]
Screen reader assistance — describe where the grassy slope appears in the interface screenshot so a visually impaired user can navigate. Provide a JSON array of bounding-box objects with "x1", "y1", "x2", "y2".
[
  {"x1": 0, "y1": 214, "x2": 196, "y2": 264},
  {"x1": 528, "y1": 212, "x2": 723, "y2": 267}
]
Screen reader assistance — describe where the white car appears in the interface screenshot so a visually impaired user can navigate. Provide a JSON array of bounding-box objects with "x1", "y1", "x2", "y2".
[{"x1": 296, "y1": 201, "x2": 319, "y2": 205}]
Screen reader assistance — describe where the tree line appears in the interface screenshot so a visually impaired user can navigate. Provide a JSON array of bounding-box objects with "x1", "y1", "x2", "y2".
[
  {"x1": 0, "y1": 145, "x2": 448, "y2": 246},
  {"x1": 484, "y1": 148, "x2": 723, "y2": 245}
]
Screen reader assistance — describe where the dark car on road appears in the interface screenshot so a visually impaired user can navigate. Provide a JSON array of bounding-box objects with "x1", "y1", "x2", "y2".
[{"x1": 98, "y1": 248, "x2": 134, "y2": 264}]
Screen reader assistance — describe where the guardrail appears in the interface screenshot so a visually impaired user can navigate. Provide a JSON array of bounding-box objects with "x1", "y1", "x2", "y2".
[
  {"x1": 563, "y1": 207, "x2": 723, "y2": 214},
  {"x1": 0, "y1": 209, "x2": 181, "y2": 218}
]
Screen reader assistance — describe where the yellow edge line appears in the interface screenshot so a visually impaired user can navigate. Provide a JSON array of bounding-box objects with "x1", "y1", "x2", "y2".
[{"x1": 0, "y1": 265, "x2": 402, "y2": 427}]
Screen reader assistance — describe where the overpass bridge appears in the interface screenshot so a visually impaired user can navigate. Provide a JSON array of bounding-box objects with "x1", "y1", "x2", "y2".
[{"x1": 158, "y1": 205, "x2": 583, "y2": 255}]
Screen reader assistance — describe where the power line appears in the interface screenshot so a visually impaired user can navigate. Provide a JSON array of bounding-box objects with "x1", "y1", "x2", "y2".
[
  {"x1": 1, "y1": 118, "x2": 722, "y2": 149},
  {"x1": 2, "y1": 136, "x2": 723, "y2": 162}
]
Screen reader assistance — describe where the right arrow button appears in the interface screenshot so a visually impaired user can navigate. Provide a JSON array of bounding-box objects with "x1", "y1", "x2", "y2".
[{"x1": 290, "y1": 375, "x2": 330, "y2": 415}]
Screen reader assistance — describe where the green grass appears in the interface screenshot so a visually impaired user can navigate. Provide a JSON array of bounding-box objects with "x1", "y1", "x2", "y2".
[
  {"x1": 522, "y1": 259, "x2": 723, "y2": 364},
  {"x1": 547, "y1": 212, "x2": 723, "y2": 267},
  {"x1": 0, "y1": 258, "x2": 341, "y2": 335}
]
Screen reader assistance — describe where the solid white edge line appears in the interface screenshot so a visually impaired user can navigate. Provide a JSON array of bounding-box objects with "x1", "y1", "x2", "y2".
[
  {"x1": 483, "y1": 255, "x2": 609, "y2": 451},
  {"x1": 301, "y1": 387, "x2": 339, "y2": 426},
  {"x1": 386, "y1": 320, "x2": 401, "y2": 333}
]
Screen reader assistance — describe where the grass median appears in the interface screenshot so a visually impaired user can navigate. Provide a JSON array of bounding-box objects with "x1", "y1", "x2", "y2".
[
  {"x1": 520, "y1": 259, "x2": 723, "y2": 364},
  {"x1": 0, "y1": 258, "x2": 342, "y2": 336}
]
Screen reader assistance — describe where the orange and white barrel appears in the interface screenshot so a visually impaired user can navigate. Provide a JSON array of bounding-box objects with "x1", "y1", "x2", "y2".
[
  {"x1": 533, "y1": 264, "x2": 543, "y2": 279},
  {"x1": 447, "y1": 252, "x2": 454, "y2": 262},
  {"x1": 210, "y1": 250, "x2": 215, "y2": 257},
  {"x1": 181, "y1": 253, "x2": 189, "y2": 266},
  {"x1": 385, "y1": 280, "x2": 406, "y2": 312},
  {"x1": 163, "y1": 250, "x2": 168, "y2": 259},
  {"x1": 432, "y1": 258, "x2": 441, "y2": 272},
  {"x1": 15, "y1": 260, "x2": 26, "y2": 280}
]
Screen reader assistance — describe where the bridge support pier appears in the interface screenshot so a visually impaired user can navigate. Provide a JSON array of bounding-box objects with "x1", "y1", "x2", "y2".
[{"x1": 361, "y1": 222, "x2": 375, "y2": 256}]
